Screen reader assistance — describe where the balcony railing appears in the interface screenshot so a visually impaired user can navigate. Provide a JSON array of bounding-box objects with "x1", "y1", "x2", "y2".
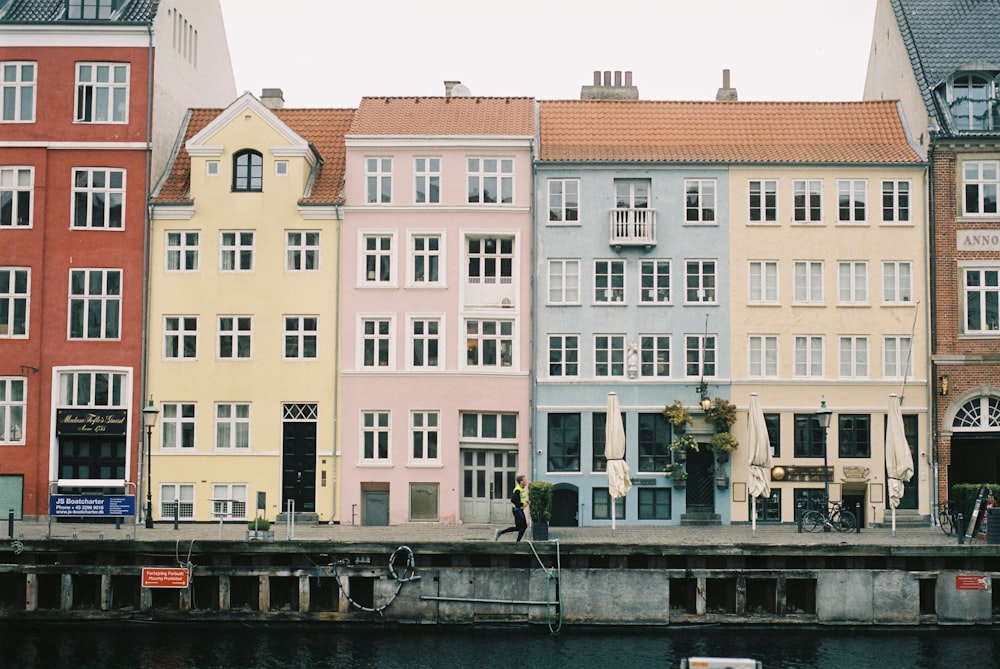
[{"x1": 609, "y1": 208, "x2": 656, "y2": 246}]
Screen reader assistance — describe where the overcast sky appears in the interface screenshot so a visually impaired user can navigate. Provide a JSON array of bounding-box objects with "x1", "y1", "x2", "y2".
[{"x1": 218, "y1": 0, "x2": 877, "y2": 108}]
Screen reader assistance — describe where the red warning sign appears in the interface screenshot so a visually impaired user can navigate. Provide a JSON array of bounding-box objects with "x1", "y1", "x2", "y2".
[
  {"x1": 955, "y1": 574, "x2": 989, "y2": 591},
  {"x1": 142, "y1": 567, "x2": 190, "y2": 588}
]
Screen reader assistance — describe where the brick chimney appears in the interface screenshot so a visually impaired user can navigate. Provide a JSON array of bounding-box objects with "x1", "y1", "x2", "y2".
[
  {"x1": 260, "y1": 88, "x2": 285, "y2": 110},
  {"x1": 715, "y1": 69, "x2": 738, "y2": 101},
  {"x1": 581, "y1": 70, "x2": 639, "y2": 100}
]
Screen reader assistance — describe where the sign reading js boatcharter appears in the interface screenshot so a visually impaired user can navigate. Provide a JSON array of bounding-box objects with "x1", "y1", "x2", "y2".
[
  {"x1": 50, "y1": 495, "x2": 136, "y2": 517},
  {"x1": 56, "y1": 409, "x2": 128, "y2": 437}
]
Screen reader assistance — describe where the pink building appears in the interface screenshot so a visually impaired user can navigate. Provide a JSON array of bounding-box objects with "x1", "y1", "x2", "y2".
[{"x1": 341, "y1": 91, "x2": 534, "y2": 525}]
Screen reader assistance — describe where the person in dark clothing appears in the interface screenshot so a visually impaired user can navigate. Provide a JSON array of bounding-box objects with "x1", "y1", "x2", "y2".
[{"x1": 495, "y1": 474, "x2": 529, "y2": 542}]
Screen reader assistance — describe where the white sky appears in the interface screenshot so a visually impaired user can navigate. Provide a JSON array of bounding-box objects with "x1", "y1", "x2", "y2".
[{"x1": 219, "y1": 0, "x2": 877, "y2": 108}]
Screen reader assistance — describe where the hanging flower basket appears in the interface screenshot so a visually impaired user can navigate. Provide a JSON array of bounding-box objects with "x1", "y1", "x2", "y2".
[
  {"x1": 708, "y1": 432, "x2": 738, "y2": 456},
  {"x1": 674, "y1": 475, "x2": 687, "y2": 489},
  {"x1": 669, "y1": 434, "x2": 699, "y2": 457},
  {"x1": 704, "y1": 397, "x2": 737, "y2": 432},
  {"x1": 663, "y1": 400, "x2": 693, "y2": 431},
  {"x1": 716, "y1": 475, "x2": 730, "y2": 489}
]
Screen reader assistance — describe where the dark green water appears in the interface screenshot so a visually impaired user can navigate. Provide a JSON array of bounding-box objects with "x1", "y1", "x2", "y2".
[{"x1": 0, "y1": 623, "x2": 996, "y2": 668}]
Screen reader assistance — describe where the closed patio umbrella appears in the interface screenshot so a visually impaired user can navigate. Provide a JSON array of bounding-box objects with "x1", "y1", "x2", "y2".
[
  {"x1": 605, "y1": 392, "x2": 631, "y2": 536},
  {"x1": 747, "y1": 393, "x2": 772, "y2": 538},
  {"x1": 885, "y1": 393, "x2": 914, "y2": 537}
]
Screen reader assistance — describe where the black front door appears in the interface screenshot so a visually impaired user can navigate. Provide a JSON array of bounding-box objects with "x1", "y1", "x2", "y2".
[
  {"x1": 685, "y1": 445, "x2": 716, "y2": 513},
  {"x1": 282, "y1": 422, "x2": 316, "y2": 513}
]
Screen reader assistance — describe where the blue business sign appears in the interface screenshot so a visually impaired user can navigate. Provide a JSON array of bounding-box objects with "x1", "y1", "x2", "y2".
[{"x1": 50, "y1": 495, "x2": 136, "y2": 517}]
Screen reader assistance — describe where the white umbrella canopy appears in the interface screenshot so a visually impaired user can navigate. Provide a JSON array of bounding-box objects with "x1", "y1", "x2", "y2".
[
  {"x1": 747, "y1": 393, "x2": 772, "y2": 536},
  {"x1": 605, "y1": 392, "x2": 631, "y2": 534},
  {"x1": 885, "y1": 393, "x2": 914, "y2": 536}
]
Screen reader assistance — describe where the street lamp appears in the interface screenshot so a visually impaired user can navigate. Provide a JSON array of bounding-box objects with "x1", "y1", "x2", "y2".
[
  {"x1": 141, "y1": 396, "x2": 159, "y2": 529},
  {"x1": 816, "y1": 398, "x2": 833, "y2": 531}
]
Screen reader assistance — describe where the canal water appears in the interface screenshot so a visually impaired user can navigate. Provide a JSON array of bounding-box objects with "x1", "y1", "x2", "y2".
[{"x1": 0, "y1": 623, "x2": 996, "y2": 668}]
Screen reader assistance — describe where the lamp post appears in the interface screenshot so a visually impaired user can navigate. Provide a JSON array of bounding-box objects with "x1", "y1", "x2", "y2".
[
  {"x1": 142, "y1": 396, "x2": 159, "y2": 529},
  {"x1": 816, "y1": 398, "x2": 833, "y2": 532}
]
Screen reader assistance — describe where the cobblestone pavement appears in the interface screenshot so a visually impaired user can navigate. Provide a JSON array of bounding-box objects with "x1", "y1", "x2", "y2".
[{"x1": 5, "y1": 517, "x2": 971, "y2": 548}]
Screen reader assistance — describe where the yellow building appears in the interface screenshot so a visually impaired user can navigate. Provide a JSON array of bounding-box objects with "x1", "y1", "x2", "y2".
[
  {"x1": 725, "y1": 101, "x2": 928, "y2": 527},
  {"x1": 148, "y1": 91, "x2": 353, "y2": 524}
]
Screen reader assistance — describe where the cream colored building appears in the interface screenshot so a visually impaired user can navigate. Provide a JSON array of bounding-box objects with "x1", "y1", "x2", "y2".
[{"x1": 148, "y1": 92, "x2": 353, "y2": 523}]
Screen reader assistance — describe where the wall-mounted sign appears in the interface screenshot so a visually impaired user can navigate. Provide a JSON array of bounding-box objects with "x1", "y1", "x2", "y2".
[
  {"x1": 142, "y1": 567, "x2": 190, "y2": 589},
  {"x1": 56, "y1": 409, "x2": 128, "y2": 437},
  {"x1": 50, "y1": 495, "x2": 135, "y2": 517},
  {"x1": 957, "y1": 230, "x2": 1000, "y2": 252},
  {"x1": 955, "y1": 574, "x2": 989, "y2": 591}
]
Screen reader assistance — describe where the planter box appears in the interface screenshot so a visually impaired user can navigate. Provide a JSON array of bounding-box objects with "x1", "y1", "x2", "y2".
[
  {"x1": 531, "y1": 522, "x2": 549, "y2": 541},
  {"x1": 246, "y1": 530, "x2": 274, "y2": 541}
]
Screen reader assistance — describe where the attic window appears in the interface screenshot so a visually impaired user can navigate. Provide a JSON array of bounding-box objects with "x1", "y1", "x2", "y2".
[
  {"x1": 205, "y1": 161, "x2": 219, "y2": 177},
  {"x1": 949, "y1": 73, "x2": 998, "y2": 131},
  {"x1": 275, "y1": 161, "x2": 288, "y2": 177},
  {"x1": 67, "y1": 0, "x2": 122, "y2": 20},
  {"x1": 232, "y1": 150, "x2": 262, "y2": 192}
]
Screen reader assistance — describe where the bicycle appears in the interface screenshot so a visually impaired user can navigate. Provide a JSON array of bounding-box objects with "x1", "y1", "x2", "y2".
[
  {"x1": 937, "y1": 500, "x2": 957, "y2": 536},
  {"x1": 802, "y1": 501, "x2": 857, "y2": 533}
]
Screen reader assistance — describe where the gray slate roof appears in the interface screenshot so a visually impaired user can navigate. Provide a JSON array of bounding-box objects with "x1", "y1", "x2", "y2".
[
  {"x1": 0, "y1": 0, "x2": 158, "y2": 24},
  {"x1": 890, "y1": 0, "x2": 1000, "y2": 122}
]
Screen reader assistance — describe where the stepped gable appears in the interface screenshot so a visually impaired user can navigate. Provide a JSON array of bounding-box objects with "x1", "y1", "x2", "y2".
[
  {"x1": 538, "y1": 99, "x2": 923, "y2": 164},
  {"x1": 349, "y1": 96, "x2": 535, "y2": 137}
]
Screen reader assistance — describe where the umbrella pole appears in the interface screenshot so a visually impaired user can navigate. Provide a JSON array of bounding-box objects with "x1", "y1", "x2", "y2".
[
  {"x1": 612, "y1": 498, "x2": 616, "y2": 537},
  {"x1": 752, "y1": 496, "x2": 757, "y2": 538},
  {"x1": 892, "y1": 507, "x2": 896, "y2": 538}
]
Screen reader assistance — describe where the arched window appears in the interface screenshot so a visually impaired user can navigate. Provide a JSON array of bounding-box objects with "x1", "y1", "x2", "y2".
[
  {"x1": 950, "y1": 74, "x2": 995, "y2": 131},
  {"x1": 233, "y1": 149, "x2": 263, "y2": 192},
  {"x1": 953, "y1": 396, "x2": 1000, "y2": 431}
]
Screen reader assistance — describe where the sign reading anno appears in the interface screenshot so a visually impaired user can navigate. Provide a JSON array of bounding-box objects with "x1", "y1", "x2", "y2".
[
  {"x1": 957, "y1": 230, "x2": 1000, "y2": 252},
  {"x1": 142, "y1": 567, "x2": 190, "y2": 589}
]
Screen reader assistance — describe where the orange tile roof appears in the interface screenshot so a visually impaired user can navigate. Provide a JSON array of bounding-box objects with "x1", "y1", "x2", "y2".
[
  {"x1": 538, "y1": 100, "x2": 923, "y2": 164},
  {"x1": 349, "y1": 97, "x2": 535, "y2": 136},
  {"x1": 153, "y1": 108, "x2": 355, "y2": 205}
]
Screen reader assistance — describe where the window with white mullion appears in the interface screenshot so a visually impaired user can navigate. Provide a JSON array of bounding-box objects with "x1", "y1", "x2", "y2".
[
  {"x1": 163, "y1": 315, "x2": 197, "y2": 359},
  {"x1": 410, "y1": 317, "x2": 440, "y2": 369},
  {"x1": 68, "y1": 268, "x2": 121, "y2": 339},
  {"x1": 72, "y1": 168, "x2": 125, "y2": 229},
  {"x1": 1, "y1": 61, "x2": 36, "y2": 122},
  {"x1": 0, "y1": 166, "x2": 33, "y2": 227},
  {"x1": 75, "y1": 62, "x2": 129, "y2": 123},
  {"x1": 548, "y1": 178, "x2": 579, "y2": 223},
  {"x1": 748, "y1": 335, "x2": 778, "y2": 378},
  {"x1": 837, "y1": 180, "x2": 867, "y2": 223},
  {"x1": 685, "y1": 259, "x2": 717, "y2": 303},
  {"x1": 467, "y1": 236, "x2": 513, "y2": 284},
  {"x1": 411, "y1": 234, "x2": 441, "y2": 284},
  {"x1": 414, "y1": 157, "x2": 440, "y2": 204},
  {"x1": 285, "y1": 231, "x2": 320, "y2": 271},
  {"x1": 211, "y1": 484, "x2": 247, "y2": 519},
  {"x1": 362, "y1": 317, "x2": 392, "y2": 368},
  {"x1": 410, "y1": 410, "x2": 439, "y2": 462},
  {"x1": 749, "y1": 179, "x2": 777, "y2": 222},
  {"x1": 963, "y1": 161, "x2": 999, "y2": 215},
  {"x1": 685, "y1": 334, "x2": 716, "y2": 379},
  {"x1": 217, "y1": 316, "x2": 252, "y2": 359},
  {"x1": 837, "y1": 261, "x2": 868, "y2": 304},
  {"x1": 964, "y1": 268, "x2": 1000, "y2": 333},
  {"x1": 0, "y1": 267, "x2": 29, "y2": 338},
  {"x1": 366, "y1": 157, "x2": 392, "y2": 204},
  {"x1": 548, "y1": 259, "x2": 580, "y2": 303},
  {"x1": 838, "y1": 336, "x2": 868, "y2": 378},
  {"x1": 220, "y1": 231, "x2": 254, "y2": 271},
  {"x1": 881, "y1": 180, "x2": 910, "y2": 223},
  {"x1": 361, "y1": 410, "x2": 391, "y2": 462},
  {"x1": 362, "y1": 234, "x2": 394, "y2": 284},
  {"x1": 160, "y1": 483, "x2": 194, "y2": 519},
  {"x1": 594, "y1": 259, "x2": 625, "y2": 303},
  {"x1": 639, "y1": 334, "x2": 670, "y2": 377},
  {"x1": 595, "y1": 334, "x2": 626, "y2": 377},
  {"x1": 748, "y1": 261, "x2": 778, "y2": 303},
  {"x1": 793, "y1": 179, "x2": 822, "y2": 222},
  {"x1": 883, "y1": 336, "x2": 913, "y2": 379},
  {"x1": 793, "y1": 260, "x2": 823, "y2": 304},
  {"x1": 466, "y1": 319, "x2": 513, "y2": 368},
  {"x1": 467, "y1": 157, "x2": 513, "y2": 204},
  {"x1": 882, "y1": 261, "x2": 912, "y2": 304},
  {"x1": 284, "y1": 316, "x2": 317, "y2": 359},
  {"x1": 57, "y1": 370, "x2": 126, "y2": 408},
  {"x1": 548, "y1": 334, "x2": 579, "y2": 377},
  {"x1": 639, "y1": 260, "x2": 670, "y2": 303},
  {"x1": 793, "y1": 335, "x2": 824, "y2": 378},
  {"x1": 215, "y1": 403, "x2": 250, "y2": 449},
  {"x1": 161, "y1": 402, "x2": 195, "y2": 448},
  {"x1": 166, "y1": 231, "x2": 199, "y2": 271},
  {"x1": 0, "y1": 377, "x2": 26, "y2": 444}
]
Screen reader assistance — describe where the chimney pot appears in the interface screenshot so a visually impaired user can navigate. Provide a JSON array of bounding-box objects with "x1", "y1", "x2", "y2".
[
  {"x1": 260, "y1": 88, "x2": 284, "y2": 110},
  {"x1": 625, "y1": 71, "x2": 632, "y2": 86},
  {"x1": 603, "y1": 70, "x2": 611, "y2": 86},
  {"x1": 593, "y1": 71, "x2": 601, "y2": 86},
  {"x1": 614, "y1": 71, "x2": 622, "y2": 86},
  {"x1": 444, "y1": 80, "x2": 461, "y2": 97},
  {"x1": 722, "y1": 69, "x2": 731, "y2": 89}
]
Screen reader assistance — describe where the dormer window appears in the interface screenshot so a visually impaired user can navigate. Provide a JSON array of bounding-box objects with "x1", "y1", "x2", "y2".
[
  {"x1": 67, "y1": 0, "x2": 123, "y2": 20},
  {"x1": 232, "y1": 150, "x2": 262, "y2": 192},
  {"x1": 949, "y1": 73, "x2": 998, "y2": 131}
]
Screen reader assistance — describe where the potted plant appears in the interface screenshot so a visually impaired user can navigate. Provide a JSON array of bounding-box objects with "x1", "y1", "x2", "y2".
[
  {"x1": 705, "y1": 397, "x2": 737, "y2": 432},
  {"x1": 663, "y1": 400, "x2": 693, "y2": 433},
  {"x1": 669, "y1": 434, "x2": 698, "y2": 462},
  {"x1": 246, "y1": 517, "x2": 273, "y2": 541},
  {"x1": 674, "y1": 469, "x2": 688, "y2": 489},
  {"x1": 528, "y1": 481, "x2": 553, "y2": 541},
  {"x1": 708, "y1": 432, "x2": 739, "y2": 462},
  {"x1": 664, "y1": 463, "x2": 675, "y2": 477}
]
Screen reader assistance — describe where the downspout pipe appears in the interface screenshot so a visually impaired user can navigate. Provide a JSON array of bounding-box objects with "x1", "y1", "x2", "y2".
[{"x1": 138, "y1": 21, "x2": 155, "y2": 526}]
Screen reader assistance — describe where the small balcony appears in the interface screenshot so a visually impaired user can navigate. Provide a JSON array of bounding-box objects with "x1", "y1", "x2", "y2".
[{"x1": 609, "y1": 208, "x2": 656, "y2": 247}]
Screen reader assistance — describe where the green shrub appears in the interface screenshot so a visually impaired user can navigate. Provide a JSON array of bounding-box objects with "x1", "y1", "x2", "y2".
[
  {"x1": 528, "y1": 481, "x2": 553, "y2": 524},
  {"x1": 247, "y1": 517, "x2": 271, "y2": 531}
]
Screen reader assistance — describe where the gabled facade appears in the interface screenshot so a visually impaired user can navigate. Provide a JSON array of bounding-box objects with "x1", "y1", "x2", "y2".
[
  {"x1": 865, "y1": 0, "x2": 1000, "y2": 503},
  {"x1": 149, "y1": 92, "x2": 352, "y2": 523},
  {"x1": 0, "y1": 0, "x2": 234, "y2": 519},
  {"x1": 341, "y1": 93, "x2": 534, "y2": 525}
]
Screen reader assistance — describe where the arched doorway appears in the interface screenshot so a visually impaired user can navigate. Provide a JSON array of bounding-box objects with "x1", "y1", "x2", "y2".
[
  {"x1": 551, "y1": 483, "x2": 579, "y2": 527},
  {"x1": 946, "y1": 394, "x2": 1000, "y2": 486}
]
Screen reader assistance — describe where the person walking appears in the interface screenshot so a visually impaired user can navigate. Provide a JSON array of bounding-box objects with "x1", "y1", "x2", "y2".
[{"x1": 495, "y1": 474, "x2": 529, "y2": 542}]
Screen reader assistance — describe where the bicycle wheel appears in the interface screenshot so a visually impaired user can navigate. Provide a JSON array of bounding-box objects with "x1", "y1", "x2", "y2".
[
  {"x1": 938, "y1": 507, "x2": 954, "y2": 536},
  {"x1": 802, "y1": 510, "x2": 825, "y2": 533},
  {"x1": 833, "y1": 509, "x2": 857, "y2": 532}
]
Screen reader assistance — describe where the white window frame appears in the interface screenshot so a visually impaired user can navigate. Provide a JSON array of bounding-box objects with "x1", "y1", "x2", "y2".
[
  {"x1": 74, "y1": 62, "x2": 129, "y2": 124},
  {"x1": 548, "y1": 259, "x2": 580, "y2": 304},
  {"x1": 467, "y1": 157, "x2": 513, "y2": 205},
  {"x1": 639, "y1": 334, "x2": 671, "y2": 378},
  {"x1": 882, "y1": 261, "x2": 913, "y2": 304},
  {"x1": 685, "y1": 334, "x2": 717, "y2": 379},
  {"x1": 1, "y1": 61, "x2": 36, "y2": 123},
  {"x1": 749, "y1": 179, "x2": 778, "y2": 223},
  {"x1": 220, "y1": 231, "x2": 255, "y2": 272},
  {"x1": 0, "y1": 376, "x2": 26, "y2": 444},
  {"x1": 360, "y1": 316, "x2": 394, "y2": 369},
  {"x1": 409, "y1": 232, "x2": 443, "y2": 286},
  {"x1": 465, "y1": 318, "x2": 513, "y2": 368},
  {"x1": 594, "y1": 333, "x2": 626, "y2": 378},
  {"x1": 684, "y1": 178, "x2": 716, "y2": 223},
  {"x1": 361, "y1": 410, "x2": 391, "y2": 464},
  {"x1": 57, "y1": 369, "x2": 127, "y2": 408},
  {"x1": 639, "y1": 259, "x2": 671, "y2": 304},
  {"x1": 963, "y1": 267, "x2": 1000, "y2": 333},
  {"x1": 838, "y1": 336, "x2": 869, "y2": 379},
  {"x1": 275, "y1": 160, "x2": 288, "y2": 177},
  {"x1": 414, "y1": 157, "x2": 440, "y2": 204},
  {"x1": 748, "y1": 261, "x2": 778, "y2": 303},
  {"x1": 71, "y1": 168, "x2": 125, "y2": 229},
  {"x1": 837, "y1": 261, "x2": 868, "y2": 304},
  {"x1": 594, "y1": 259, "x2": 625, "y2": 304},
  {"x1": 161, "y1": 402, "x2": 196, "y2": 449},
  {"x1": 793, "y1": 335, "x2": 824, "y2": 378},
  {"x1": 0, "y1": 166, "x2": 33, "y2": 227},
  {"x1": 217, "y1": 315, "x2": 252, "y2": 360},
  {"x1": 285, "y1": 230, "x2": 320, "y2": 272},
  {"x1": 883, "y1": 336, "x2": 913, "y2": 379},
  {"x1": 685, "y1": 259, "x2": 717, "y2": 304},
  {"x1": 215, "y1": 402, "x2": 250, "y2": 449},
  {"x1": 881, "y1": 180, "x2": 910, "y2": 224},
  {"x1": 205, "y1": 161, "x2": 219, "y2": 177},
  {"x1": 548, "y1": 178, "x2": 579, "y2": 223},
  {"x1": 360, "y1": 232, "x2": 396, "y2": 286},
  {"x1": 793, "y1": 260, "x2": 824, "y2": 304},
  {"x1": 409, "y1": 410, "x2": 440, "y2": 465},
  {"x1": 68, "y1": 268, "x2": 121, "y2": 340},
  {"x1": 283, "y1": 315, "x2": 318, "y2": 360},
  {"x1": 547, "y1": 334, "x2": 579, "y2": 378},
  {"x1": 962, "y1": 161, "x2": 999, "y2": 216},
  {"x1": 365, "y1": 157, "x2": 392, "y2": 204},
  {"x1": 163, "y1": 315, "x2": 198, "y2": 359},
  {"x1": 837, "y1": 179, "x2": 867, "y2": 223},
  {"x1": 211, "y1": 484, "x2": 247, "y2": 519},
  {"x1": 408, "y1": 316, "x2": 442, "y2": 370},
  {"x1": 466, "y1": 235, "x2": 514, "y2": 285},
  {"x1": 793, "y1": 179, "x2": 823, "y2": 223},
  {"x1": 159, "y1": 483, "x2": 194, "y2": 520},
  {"x1": 748, "y1": 335, "x2": 778, "y2": 378},
  {"x1": 165, "y1": 231, "x2": 199, "y2": 272},
  {"x1": 0, "y1": 266, "x2": 29, "y2": 338}
]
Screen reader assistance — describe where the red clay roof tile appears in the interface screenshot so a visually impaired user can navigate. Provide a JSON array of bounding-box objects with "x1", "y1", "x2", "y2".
[{"x1": 349, "y1": 97, "x2": 534, "y2": 136}]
